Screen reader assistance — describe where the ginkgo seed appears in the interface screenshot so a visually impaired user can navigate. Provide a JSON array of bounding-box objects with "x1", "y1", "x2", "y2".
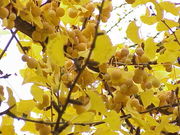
[
  {"x1": 0, "y1": 7, "x2": 9, "y2": 19},
  {"x1": 125, "y1": 0, "x2": 136, "y2": 4},
  {"x1": 22, "y1": 55, "x2": 29, "y2": 62},
  {"x1": 27, "y1": 57, "x2": 38, "y2": 69},
  {"x1": 39, "y1": 125, "x2": 51, "y2": 135},
  {"x1": 9, "y1": 13, "x2": 16, "y2": 20},
  {"x1": 68, "y1": 8, "x2": 78, "y2": 18},
  {"x1": 31, "y1": 6, "x2": 41, "y2": 17},
  {"x1": 135, "y1": 47, "x2": 144, "y2": 56},
  {"x1": 56, "y1": 7, "x2": 65, "y2": 17}
]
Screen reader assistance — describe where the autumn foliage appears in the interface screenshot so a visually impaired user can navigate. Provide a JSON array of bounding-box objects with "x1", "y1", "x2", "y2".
[{"x1": 0, "y1": 0, "x2": 180, "y2": 135}]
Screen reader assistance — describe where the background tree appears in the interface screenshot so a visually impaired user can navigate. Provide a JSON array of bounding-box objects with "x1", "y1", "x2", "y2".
[{"x1": 0, "y1": 0, "x2": 180, "y2": 135}]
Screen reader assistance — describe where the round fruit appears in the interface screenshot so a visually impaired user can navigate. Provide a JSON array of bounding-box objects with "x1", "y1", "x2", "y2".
[
  {"x1": 32, "y1": 30, "x2": 42, "y2": 41},
  {"x1": 121, "y1": 48, "x2": 129, "y2": 57},
  {"x1": 22, "y1": 55, "x2": 29, "y2": 62},
  {"x1": 35, "y1": 123, "x2": 44, "y2": 131},
  {"x1": 76, "y1": 43, "x2": 87, "y2": 51},
  {"x1": 68, "y1": 8, "x2": 78, "y2": 18},
  {"x1": 31, "y1": 6, "x2": 41, "y2": 17},
  {"x1": 133, "y1": 75, "x2": 143, "y2": 84},
  {"x1": 56, "y1": 7, "x2": 65, "y2": 17},
  {"x1": 125, "y1": 0, "x2": 136, "y2": 4},
  {"x1": 86, "y1": 3, "x2": 95, "y2": 12},
  {"x1": 39, "y1": 125, "x2": 51, "y2": 135},
  {"x1": 140, "y1": 54, "x2": 150, "y2": 63},
  {"x1": 48, "y1": 9, "x2": 56, "y2": 17},
  {"x1": 6, "y1": 19, "x2": 15, "y2": 29},
  {"x1": 135, "y1": 47, "x2": 144, "y2": 56},
  {"x1": 27, "y1": 57, "x2": 38, "y2": 69},
  {"x1": 129, "y1": 84, "x2": 139, "y2": 95},
  {"x1": 152, "y1": 78, "x2": 160, "y2": 88},
  {"x1": 130, "y1": 98, "x2": 140, "y2": 108},
  {"x1": 0, "y1": 7, "x2": 9, "y2": 19},
  {"x1": 111, "y1": 68, "x2": 122, "y2": 80},
  {"x1": 9, "y1": 13, "x2": 16, "y2": 20}
]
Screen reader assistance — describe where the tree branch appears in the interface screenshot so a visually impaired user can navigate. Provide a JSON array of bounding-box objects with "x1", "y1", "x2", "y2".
[
  {"x1": 0, "y1": 30, "x2": 17, "y2": 60},
  {"x1": 53, "y1": 0, "x2": 106, "y2": 134},
  {"x1": 161, "y1": 20, "x2": 180, "y2": 45}
]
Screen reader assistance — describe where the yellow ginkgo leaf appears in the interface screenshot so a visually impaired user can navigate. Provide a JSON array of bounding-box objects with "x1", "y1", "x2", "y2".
[
  {"x1": 105, "y1": 110, "x2": 121, "y2": 130},
  {"x1": 21, "y1": 121, "x2": 38, "y2": 134},
  {"x1": 164, "y1": 40, "x2": 180, "y2": 51},
  {"x1": 17, "y1": 100, "x2": 35, "y2": 114},
  {"x1": 92, "y1": 34, "x2": 116, "y2": 64},
  {"x1": 47, "y1": 33, "x2": 68, "y2": 67},
  {"x1": 152, "y1": 1, "x2": 163, "y2": 21},
  {"x1": 20, "y1": 68, "x2": 47, "y2": 85},
  {"x1": 95, "y1": 125, "x2": 118, "y2": 135},
  {"x1": 157, "y1": 50, "x2": 180, "y2": 63},
  {"x1": 140, "y1": 89, "x2": 160, "y2": 107},
  {"x1": 7, "y1": 87, "x2": 16, "y2": 107},
  {"x1": 156, "y1": 19, "x2": 179, "y2": 31},
  {"x1": 155, "y1": 115, "x2": 180, "y2": 133},
  {"x1": 74, "y1": 125, "x2": 90, "y2": 133},
  {"x1": 87, "y1": 90, "x2": 107, "y2": 114},
  {"x1": 140, "y1": 8, "x2": 157, "y2": 25},
  {"x1": 27, "y1": 44, "x2": 42, "y2": 60},
  {"x1": 144, "y1": 37, "x2": 157, "y2": 60},
  {"x1": 72, "y1": 112, "x2": 95, "y2": 123},
  {"x1": 126, "y1": 21, "x2": 141, "y2": 44},
  {"x1": 31, "y1": 84, "x2": 44, "y2": 103},
  {"x1": 1, "y1": 116, "x2": 15, "y2": 135},
  {"x1": 159, "y1": 1, "x2": 179, "y2": 16}
]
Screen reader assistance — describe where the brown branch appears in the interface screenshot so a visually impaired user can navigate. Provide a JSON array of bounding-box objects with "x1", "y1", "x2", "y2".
[
  {"x1": 121, "y1": 109, "x2": 135, "y2": 133},
  {"x1": 0, "y1": 30, "x2": 17, "y2": 60},
  {"x1": 112, "y1": 61, "x2": 157, "y2": 66},
  {"x1": 120, "y1": 102, "x2": 180, "y2": 120},
  {"x1": 14, "y1": 17, "x2": 35, "y2": 38},
  {"x1": 53, "y1": 0, "x2": 106, "y2": 134},
  {"x1": 0, "y1": 73, "x2": 11, "y2": 79},
  {"x1": 10, "y1": 30, "x2": 26, "y2": 54},
  {"x1": 0, "y1": 105, "x2": 15, "y2": 115},
  {"x1": 3, "y1": 107, "x2": 105, "y2": 127},
  {"x1": 140, "y1": 103, "x2": 180, "y2": 114},
  {"x1": 161, "y1": 20, "x2": 180, "y2": 45}
]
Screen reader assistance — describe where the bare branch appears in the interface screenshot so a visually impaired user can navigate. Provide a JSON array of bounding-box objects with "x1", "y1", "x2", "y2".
[{"x1": 0, "y1": 30, "x2": 17, "y2": 60}]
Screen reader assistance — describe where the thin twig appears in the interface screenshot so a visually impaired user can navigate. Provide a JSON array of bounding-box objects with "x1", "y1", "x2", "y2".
[
  {"x1": 107, "y1": 9, "x2": 133, "y2": 33},
  {"x1": 53, "y1": 0, "x2": 106, "y2": 134},
  {"x1": 0, "y1": 30, "x2": 17, "y2": 60},
  {"x1": 161, "y1": 20, "x2": 180, "y2": 45},
  {"x1": 10, "y1": 30, "x2": 26, "y2": 54}
]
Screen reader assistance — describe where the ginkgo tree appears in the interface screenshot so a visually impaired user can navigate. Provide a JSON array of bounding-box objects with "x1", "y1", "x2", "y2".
[{"x1": 0, "y1": 0, "x2": 180, "y2": 135}]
